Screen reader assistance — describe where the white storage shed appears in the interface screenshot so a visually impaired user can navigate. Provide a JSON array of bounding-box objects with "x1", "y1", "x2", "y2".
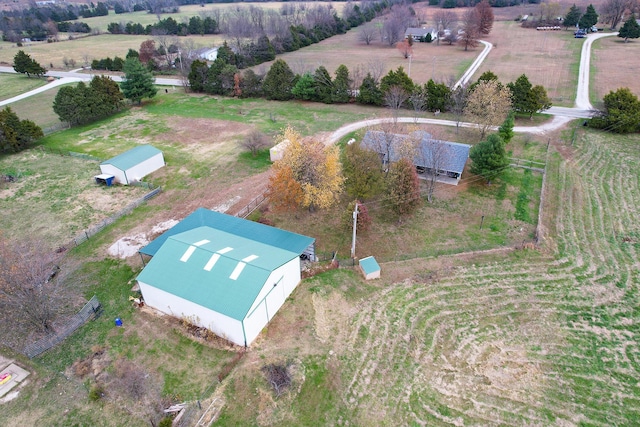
[{"x1": 100, "y1": 145, "x2": 165, "y2": 185}]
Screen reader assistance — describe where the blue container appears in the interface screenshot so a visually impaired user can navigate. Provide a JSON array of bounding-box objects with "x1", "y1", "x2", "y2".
[{"x1": 115, "y1": 317, "x2": 123, "y2": 327}]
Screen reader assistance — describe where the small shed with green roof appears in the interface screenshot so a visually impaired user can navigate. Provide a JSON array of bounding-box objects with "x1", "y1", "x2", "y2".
[
  {"x1": 359, "y1": 256, "x2": 381, "y2": 280},
  {"x1": 100, "y1": 145, "x2": 164, "y2": 185},
  {"x1": 137, "y1": 213, "x2": 315, "y2": 347}
]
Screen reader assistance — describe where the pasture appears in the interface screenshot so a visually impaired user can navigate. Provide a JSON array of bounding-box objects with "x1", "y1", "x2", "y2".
[
  {"x1": 1, "y1": 3, "x2": 639, "y2": 424},
  {"x1": 591, "y1": 36, "x2": 640, "y2": 103},
  {"x1": 0, "y1": 73, "x2": 46, "y2": 101}
]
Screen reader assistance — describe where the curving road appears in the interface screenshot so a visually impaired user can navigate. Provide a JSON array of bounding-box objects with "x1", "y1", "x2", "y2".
[{"x1": 0, "y1": 31, "x2": 618, "y2": 132}]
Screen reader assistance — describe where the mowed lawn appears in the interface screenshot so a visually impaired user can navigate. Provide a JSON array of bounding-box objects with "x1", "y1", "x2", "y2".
[{"x1": 0, "y1": 73, "x2": 47, "y2": 101}]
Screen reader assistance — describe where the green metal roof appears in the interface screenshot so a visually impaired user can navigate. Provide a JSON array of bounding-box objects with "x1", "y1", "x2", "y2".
[
  {"x1": 101, "y1": 145, "x2": 162, "y2": 171},
  {"x1": 137, "y1": 226, "x2": 298, "y2": 321},
  {"x1": 141, "y1": 208, "x2": 315, "y2": 257},
  {"x1": 359, "y1": 256, "x2": 380, "y2": 275}
]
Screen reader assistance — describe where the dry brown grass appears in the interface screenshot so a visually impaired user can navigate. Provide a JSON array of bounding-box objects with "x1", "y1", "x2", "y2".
[
  {"x1": 591, "y1": 36, "x2": 640, "y2": 102},
  {"x1": 254, "y1": 23, "x2": 479, "y2": 86}
]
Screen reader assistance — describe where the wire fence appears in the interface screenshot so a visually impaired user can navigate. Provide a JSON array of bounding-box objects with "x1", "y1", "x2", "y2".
[
  {"x1": 235, "y1": 193, "x2": 267, "y2": 218},
  {"x1": 69, "y1": 186, "x2": 162, "y2": 247},
  {"x1": 37, "y1": 145, "x2": 101, "y2": 162},
  {"x1": 23, "y1": 295, "x2": 102, "y2": 358},
  {"x1": 42, "y1": 122, "x2": 71, "y2": 135}
]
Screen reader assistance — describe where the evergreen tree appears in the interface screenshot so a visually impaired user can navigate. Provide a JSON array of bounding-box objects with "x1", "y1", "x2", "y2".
[
  {"x1": 507, "y1": 74, "x2": 533, "y2": 113},
  {"x1": 425, "y1": 79, "x2": 451, "y2": 112},
  {"x1": 589, "y1": 87, "x2": 640, "y2": 133},
  {"x1": 618, "y1": 14, "x2": 640, "y2": 42},
  {"x1": 292, "y1": 73, "x2": 316, "y2": 101},
  {"x1": 188, "y1": 60, "x2": 209, "y2": 93},
  {"x1": 240, "y1": 69, "x2": 263, "y2": 98},
  {"x1": 204, "y1": 58, "x2": 226, "y2": 95},
  {"x1": 13, "y1": 50, "x2": 46, "y2": 78},
  {"x1": 470, "y1": 133, "x2": 509, "y2": 183},
  {"x1": 262, "y1": 59, "x2": 295, "y2": 101},
  {"x1": 0, "y1": 107, "x2": 43, "y2": 153},
  {"x1": 313, "y1": 66, "x2": 334, "y2": 104},
  {"x1": 356, "y1": 73, "x2": 383, "y2": 106},
  {"x1": 332, "y1": 64, "x2": 351, "y2": 103},
  {"x1": 563, "y1": 4, "x2": 582, "y2": 29},
  {"x1": 579, "y1": 4, "x2": 598, "y2": 30},
  {"x1": 254, "y1": 35, "x2": 276, "y2": 63},
  {"x1": 380, "y1": 66, "x2": 414, "y2": 96},
  {"x1": 89, "y1": 75, "x2": 124, "y2": 115},
  {"x1": 498, "y1": 113, "x2": 515, "y2": 144},
  {"x1": 120, "y1": 58, "x2": 157, "y2": 104}
]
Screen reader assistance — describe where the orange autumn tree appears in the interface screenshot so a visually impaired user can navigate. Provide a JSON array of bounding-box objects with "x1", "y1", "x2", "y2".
[{"x1": 267, "y1": 126, "x2": 344, "y2": 211}]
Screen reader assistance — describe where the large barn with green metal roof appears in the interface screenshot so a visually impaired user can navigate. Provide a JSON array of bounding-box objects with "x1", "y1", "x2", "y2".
[{"x1": 136, "y1": 210, "x2": 315, "y2": 347}]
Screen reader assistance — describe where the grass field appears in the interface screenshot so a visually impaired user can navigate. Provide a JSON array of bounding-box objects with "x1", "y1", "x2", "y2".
[
  {"x1": 76, "y1": 2, "x2": 346, "y2": 33},
  {"x1": 0, "y1": 73, "x2": 47, "y2": 101},
  {"x1": 1, "y1": 3, "x2": 639, "y2": 424}
]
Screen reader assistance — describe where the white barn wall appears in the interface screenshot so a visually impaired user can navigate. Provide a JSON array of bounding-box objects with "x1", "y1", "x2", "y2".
[
  {"x1": 138, "y1": 280, "x2": 246, "y2": 346},
  {"x1": 124, "y1": 153, "x2": 165, "y2": 184},
  {"x1": 242, "y1": 258, "x2": 302, "y2": 344},
  {"x1": 99, "y1": 164, "x2": 127, "y2": 185}
]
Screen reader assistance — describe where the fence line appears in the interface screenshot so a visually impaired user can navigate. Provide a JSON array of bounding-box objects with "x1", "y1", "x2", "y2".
[
  {"x1": 38, "y1": 145, "x2": 101, "y2": 162},
  {"x1": 42, "y1": 122, "x2": 71, "y2": 135},
  {"x1": 235, "y1": 193, "x2": 267, "y2": 218},
  {"x1": 23, "y1": 295, "x2": 102, "y2": 358},
  {"x1": 69, "y1": 186, "x2": 162, "y2": 247}
]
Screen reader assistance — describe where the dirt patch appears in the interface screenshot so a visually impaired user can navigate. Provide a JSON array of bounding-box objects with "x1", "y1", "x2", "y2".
[
  {"x1": 107, "y1": 219, "x2": 177, "y2": 259},
  {"x1": 157, "y1": 116, "x2": 254, "y2": 148}
]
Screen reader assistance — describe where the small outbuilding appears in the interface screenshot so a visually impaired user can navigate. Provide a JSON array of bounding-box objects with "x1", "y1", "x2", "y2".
[
  {"x1": 359, "y1": 256, "x2": 381, "y2": 280},
  {"x1": 269, "y1": 139, "x2": 290, "y2": 162},
  {"x1": 137, "y1": 209, "x2": 315, "y2": 347},
  {"x1": 100, "y1": 145, "x2": 164, "y2": 185}
]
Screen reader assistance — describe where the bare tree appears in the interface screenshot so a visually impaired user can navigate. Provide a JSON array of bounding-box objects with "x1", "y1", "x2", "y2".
[
  {"x1": 385, "y1": 85, "x2": 409, "y2": 122},
  {"x1": 416, "y1": 131, "x2": 453, "y2": 202},
  {"x1": 241, "y1": 130, "x2": 271, "y2": 156},
  {"x1": 443, "y1": 31, "x2": 459, "y2": 45},
  {"x1": 433, "y1": 10, "x2": 457, "y2": 46},
  {"x1": 382, "y1": 5, "x2": 415, "y2": 46},
  {"x1": 367, "y1": 59, "x2": 386, "y2": 84},
  {"x1": 409, "y1": 90, "x2": 427, "y2": 123},
  {"x1": 0, "y1": 237, "x2": 72, "y2": 346},
  {"x1": 449, "y1": 83, "x2": 469, "y2": 133},
  {"x1": 460, "y1": 9, "x2": 480, "y2": 51},
  {"x1": 475, "y1": 0, "x2": 495, "y2": 35},
  {"x1": 601, "y1": 0, "x2": 633, "y2": 29},
  {"x1": 359, "y1": 24, "x2": 377, "y2": 45},
  {"x1": 153, "y1": 30, "x2": 180, "y2": 67},
  {"x1": 464, "y1": 80, "x2": 512, "y2": 140}
]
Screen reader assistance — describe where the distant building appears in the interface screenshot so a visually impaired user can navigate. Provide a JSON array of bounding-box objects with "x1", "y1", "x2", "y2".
[{"x1": 404, "y1": 27, "x2": 438, "y2": 41}]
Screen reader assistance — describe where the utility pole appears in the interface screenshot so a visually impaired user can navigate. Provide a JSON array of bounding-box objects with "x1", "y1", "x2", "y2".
[{"x1": 351, "y1": 202, "x2": 359, "y2": 258}]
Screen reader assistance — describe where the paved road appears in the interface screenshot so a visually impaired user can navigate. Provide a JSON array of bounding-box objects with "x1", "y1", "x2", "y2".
[{"x1": 0, "y1": 31, "x2": 618, "y2": 131}]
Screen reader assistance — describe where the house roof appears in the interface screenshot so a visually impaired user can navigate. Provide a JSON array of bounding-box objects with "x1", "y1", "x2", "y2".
[
  {"x1": 137, "y1": 226, "x2": 299, "y2": 321},
  {"x1": 101, "y1": 145, "x2": 162, "y2": 171},
  {"x1": 359, "y1": 256, "x2": 380, "y2": 275},
  {"x1": 141, "y1": 208, "x2": 315, "y2": 257},
  {"x1": 404, "y1": 27, "x2": 432, "y2": 37},
  {"x1": 360, "y1": 130, "x2": 471, "y2": 176}
]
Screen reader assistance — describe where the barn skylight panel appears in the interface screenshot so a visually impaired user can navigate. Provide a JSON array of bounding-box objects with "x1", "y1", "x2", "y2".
[
  {"x1": 242, "y1": 254, "x2": 259, "y2": 262},
  {"x1": 229, "y1": 262, "x2": 246, "y2": 280},
  {"x1": 218, "y1": 247, "x2": 233, "y2": 254},
  {"x1": 179, "y1": 239, "x2": 211, "y2": 262},
  {"x1": 204, "y1": 254, "x2": 221, "y2": 271}
]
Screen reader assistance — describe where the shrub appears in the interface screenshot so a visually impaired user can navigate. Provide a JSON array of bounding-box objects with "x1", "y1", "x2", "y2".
[
  {"x1": 158, "y1": 417, "x2": 173, "y2": 427},
  {"x1": 89, "y1": 384, "x2": 105, "y2": 401}
]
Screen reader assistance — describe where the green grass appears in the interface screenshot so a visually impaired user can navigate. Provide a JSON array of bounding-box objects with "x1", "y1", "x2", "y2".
[
  {"x1": 0, "y1": 73, "x2": 47, "y2": 101},
  {"x1": 3, "y1": 83, "x2": 68, "y2": 129}
]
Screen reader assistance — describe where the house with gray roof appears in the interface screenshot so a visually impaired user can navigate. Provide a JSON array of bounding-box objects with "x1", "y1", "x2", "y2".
[
  {"x1": 137, "y1": 210, "x2": 315, "y2": 346},
  {"x1": 360, "y1": 130, "x2": 471, "y2": 184},
  {"x1": 404, "y1": 27, "x2": 438, "y2": 41}
]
